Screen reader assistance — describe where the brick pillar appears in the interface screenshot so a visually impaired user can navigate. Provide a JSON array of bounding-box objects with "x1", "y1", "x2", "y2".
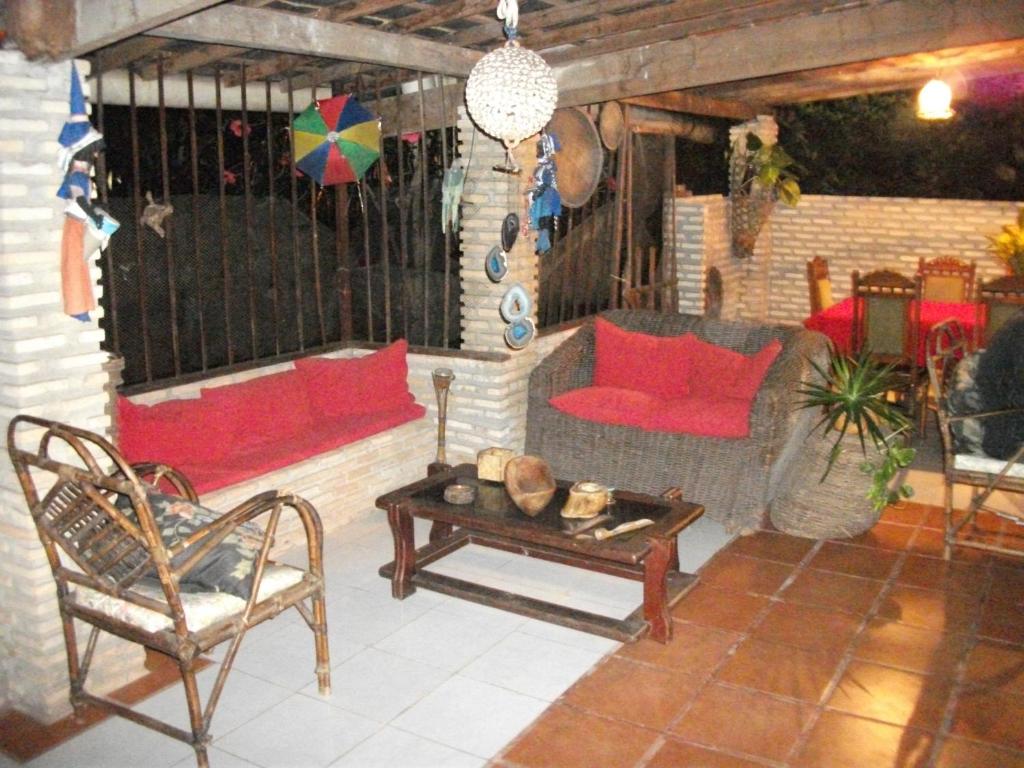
[{"x1": 0, "y1": 52, "x2": 145, "y2": 723}]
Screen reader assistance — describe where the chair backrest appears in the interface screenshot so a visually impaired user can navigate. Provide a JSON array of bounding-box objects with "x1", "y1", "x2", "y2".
[
  {"x1": 704, "y1": 266, "x2": 723, "y2": 319},
  {"x1": 917, "y1": 256, "x2": 976, "y2": 303},
  {"x1": 851, "y1": 269, "x2": 922, "y2": 365},
  {"x1": 806, "y1": 256, "x2": 834, "y2": 314},
  {"x1": 7, "y1": 415, "x2": 186, "y2": 619},
  {"x1": 976, "y1": 274, "x2": 1024, "y2": 347},
  {"x1": 925, "y1": 318, "x2": 971, "y2": 458}
]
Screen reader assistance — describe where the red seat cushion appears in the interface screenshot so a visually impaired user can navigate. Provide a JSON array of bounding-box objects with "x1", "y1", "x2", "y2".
[
  {"x1": 549, "y1": 386, "x2": 660, "y2": 428},
  {"x1": 200, "y1": 370, "x2": 312, "y2": 452},
  {"x1": 592, "y1": 317, "x2": 692, "y2": 399},
  {"x1": 645, "y1": 395, "x2": 753, "y2": 438},
  {"x1": 294, "y1": 340, "x2": 415, "y2": 419}
]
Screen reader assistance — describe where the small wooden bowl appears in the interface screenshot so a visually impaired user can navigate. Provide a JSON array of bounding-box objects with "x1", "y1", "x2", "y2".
[{"x1": 504, "y1": 455, "x2": 556, "y2": 517}]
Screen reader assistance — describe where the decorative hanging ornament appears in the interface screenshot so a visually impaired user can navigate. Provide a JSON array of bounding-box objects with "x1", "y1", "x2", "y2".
[{"x1": 465, "y1": 0, "x2": 558, "y2": 160}]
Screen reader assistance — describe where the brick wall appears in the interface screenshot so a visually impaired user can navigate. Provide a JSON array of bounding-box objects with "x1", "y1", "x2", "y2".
[
  {"x1": 0, "y1": 52, "x2": 145, "y2": 723},
  {"x1": 667, "y1": 193, "x2": 1021, "y2": 324}
]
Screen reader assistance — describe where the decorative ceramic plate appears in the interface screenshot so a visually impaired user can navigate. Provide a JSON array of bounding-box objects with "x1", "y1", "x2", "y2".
[
  {"x1": 501, "y1": 213, "x2": 519, "y2": 251},
  {"x1": 485, "y1": 245, "x2": 508, "y2": 282},
  {"x1": 499, "y1": 283, "x2": 531, "y2": 323},
  {"x1": 504, "y1": 317, "x2": 536, "y2": 350}
]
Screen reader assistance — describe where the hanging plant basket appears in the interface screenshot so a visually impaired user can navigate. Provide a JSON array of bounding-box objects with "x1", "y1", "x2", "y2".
[{"x1": 730, "y1": 184, "x2": 776, "y2": 259}]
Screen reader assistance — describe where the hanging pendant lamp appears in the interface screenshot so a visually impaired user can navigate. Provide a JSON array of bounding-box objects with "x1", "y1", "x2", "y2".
[
  {"x1": 917, "y1": 78, "x2": 954, "y2": 120},
  {"x1": 465, "y1": 0, "x2": 558, "y2": 155}
]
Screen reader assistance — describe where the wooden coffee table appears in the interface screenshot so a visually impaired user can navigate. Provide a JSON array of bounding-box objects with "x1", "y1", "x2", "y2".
[{"x1": 376, "y1": 464, "x2": 704, "y2": 643}]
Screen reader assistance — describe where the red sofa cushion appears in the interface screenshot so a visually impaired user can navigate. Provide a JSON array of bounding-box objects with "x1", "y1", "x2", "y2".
[
  {"x1": 684, "y1": 336, "x2": 782, "y2": 401},
  {"x1": 592, "y1": 317, "x2": 691, "y2": 399},
  {"x1": 117, "y1": 395, "x2": 231, "y2": 465},
  {"x1": 549, "y1": 386, "x2": 659, "y2": 428},
  {"x1": 201, "y1": 370, "x2": 312, "y2": 452},
  {"x1": 645, "y1": 395, "x2": 753, "y2": 438},
  {"x1": 294, "y1": 340, "x2": 415, "y2": 419}
]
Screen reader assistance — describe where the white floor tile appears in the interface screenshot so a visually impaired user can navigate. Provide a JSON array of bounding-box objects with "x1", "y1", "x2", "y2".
[
  {"x1": 326, "y1": 583, "x2": 439, "y2": 646},
  {"x1": 677, "y1": 515, "x2": 734, "y2": 573},
  {"x1": 214, "y1": 693, "x2": 379, "y2": 768},
  {"x1": 460, "y1": 631, "x2": 603, "y2": 701},
  {"x1": 133, "y1": 666, "x2": 293, "y2": 738},
  {"x1": 516, "y1": 617, "x2": 622, "y2": 655},
  {"x1": 232, "y1": 619, "x2": 363, "y2": 691},
  {"x1": 391, "y1": 676, "x2": 549, "y2": 758},
  {"x1": 26, "y1": 715, "x2": 193, "y2": 768},
  {"x1": 172, "y1": 746, "x2": 264, "y2": 768},
  {"x1": 299, "y1": 646, "x2": 449, "y2": 723},
  {"x1": 372, "y1": 606, "x2": 509, "y2": 673},
  {"x1": 328, "y1": 725, "x2": 485, "y2": 768}
]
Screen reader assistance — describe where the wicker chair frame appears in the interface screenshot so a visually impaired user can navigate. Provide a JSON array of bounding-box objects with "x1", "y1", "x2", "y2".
[
  {"x1": 917, "y1": 256, "x2": 976, "y2": 303},
  {"x1": 926, "y1": 320, "x2": 1024, "y2": 560},
  {"x1": 805, "y1": 256, "x2": 833, "y2": 315},
  {"x1": 975, "y1": 274, "x2": 1024, "y2": 348},
  {"x1": 7, "y1": 415, "x2": 330, "y2": 768}
]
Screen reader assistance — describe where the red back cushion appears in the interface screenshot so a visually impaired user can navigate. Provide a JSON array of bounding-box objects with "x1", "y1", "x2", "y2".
[
  {"x1": 730, "y1": 340, "x2": 783, "y2": 400},
  {"x1": 549, "y1": 386, "x2": 659, "y2": 428},
  {"x1": 117, "y1": 395, "x2": 230, "y2": 465},
  {"x1": 201, "y1": 370, "x2": 312, "y2": 451},
  {"x1": 684, "y1": 336, "x2": 782, "y2": 400},
  {"x1": 592, "y1": 317, "x2": 692, "y2": 399},
  {"x1": 294, "y1": 339, "x2": 415, "y2": 419}
]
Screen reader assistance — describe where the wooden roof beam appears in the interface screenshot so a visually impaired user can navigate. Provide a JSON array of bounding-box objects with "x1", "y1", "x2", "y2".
[
  {"x1": 554, "y1": 0, "x2": 1024, "y2": 107},
  {"x1": 621, "y1": 92, "x2": 761, "y2": 121},
  {"x1": 146, "y1": 4, "x2": 483, "y2": 76}
]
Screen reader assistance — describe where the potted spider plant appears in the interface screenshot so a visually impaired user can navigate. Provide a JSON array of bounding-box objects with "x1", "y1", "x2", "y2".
[{"x1": 770, "y1": 345, "x2": 916, "y2": 538}]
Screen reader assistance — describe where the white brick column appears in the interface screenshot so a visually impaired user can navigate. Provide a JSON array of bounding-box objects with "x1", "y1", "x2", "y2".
[{"x1": 0, "y1": 52, "x2": 144, "y2": 723}]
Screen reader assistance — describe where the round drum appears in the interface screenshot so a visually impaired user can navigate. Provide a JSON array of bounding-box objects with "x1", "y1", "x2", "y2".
[
  {"x1": 546, "y1": 107, "x2": 603, "y2": 208},
  {"x1": 599, "y1": 101, "x2": 625, "y2": 150}
]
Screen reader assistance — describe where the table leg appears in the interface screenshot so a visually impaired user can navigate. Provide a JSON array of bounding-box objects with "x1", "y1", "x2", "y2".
[
  {"x1": 388, "y1": 506, "x2": 416, "y2": 599},
  {"x1": 429, "y1": 521, "x2": 454, "y2": 542},
  {"x1": 643, "y1": 537, "x2": 674, "y2": 643}
]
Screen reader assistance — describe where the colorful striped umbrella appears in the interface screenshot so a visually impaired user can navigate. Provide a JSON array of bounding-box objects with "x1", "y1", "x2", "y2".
[{"x1": 292, "y1": 95, "x2": 380, "y2": 185}]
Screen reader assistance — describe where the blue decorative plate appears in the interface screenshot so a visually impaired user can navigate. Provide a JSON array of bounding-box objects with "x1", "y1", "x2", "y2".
[
  {"x1": 504, "y1": 317, "x2": 536, "y2": 350},
  {"x1": 485, "y1": 245, "x2": 508, "y2": 283},
  {"x1": 499, "y1": 283, "x2": 531, "y2": 323}
]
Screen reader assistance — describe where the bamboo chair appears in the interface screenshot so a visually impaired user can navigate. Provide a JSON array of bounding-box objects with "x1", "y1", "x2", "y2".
[
  {"x1": 851, "y1": 269, "x2": 924, "y2": 422},
  {"x1": 806, "y1": 256, "x2": 834, "y2": 314},
  {"x1": 926, "y1": 320, "x2": 1024, "y2": 560},
  {"x1": 7, "y1": 415, "x2": 330, "y2": 768},
  {"x1": 917, "y1": 256, "x2": 976, "y2": 303},
  {"x1": 975, "y1": 274, "x2": 1024, "y2": 348}
]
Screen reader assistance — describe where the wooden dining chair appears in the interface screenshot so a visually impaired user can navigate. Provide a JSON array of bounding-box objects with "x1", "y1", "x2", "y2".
[
  {"x1": 975, "y1": 274, "x2": 1024, "y2": 348},
  {"x1": 806, "y1": 256, "x2": 834, "y2": 314},
  {"x1": 851, "y1": 269, "x2": 924, "y2": 422},
  {"x1": 917, "y1": 256, "x2": 976, "y2": 303}
]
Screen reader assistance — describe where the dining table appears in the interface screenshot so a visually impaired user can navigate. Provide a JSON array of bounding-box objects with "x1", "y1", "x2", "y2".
[{"x1": 803, "y1": 296, "x2": 979, "y2": 364}]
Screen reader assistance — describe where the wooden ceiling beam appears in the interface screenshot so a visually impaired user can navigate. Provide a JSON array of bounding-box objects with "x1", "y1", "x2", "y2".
[
  {"x1": 450, "y1": 0, "x2": 640, "y2": 48},
  {"x1": 146, "y1": 4, "x2": 483, "y2": 76},
  {"x1": 221, "y1": 54, "x2": 314, "y2": 87},
  {"x1": 138, "y1": 44, "x2": 248, "y2": 79},
  {"x1": 92, "y1": 36, "x2": 172, "y2": 75},
  {"x1": 392, "y1": 0, "x2": 496, "y2": 32},
  {"x1": 315, "y1": 1, "x2": 407, "y2": 24},
  {"x1": 621, "y1": 92, "x2": 761, "y2": 121},
  {"x1": 73, "y1": 0, "x2": 226, "y2": 56},
  {"x1": 554, "y1": 0, "x2": 1024, "y2": 107}
]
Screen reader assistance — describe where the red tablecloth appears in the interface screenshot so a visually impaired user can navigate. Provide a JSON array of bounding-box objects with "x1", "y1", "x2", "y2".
[{"x1": 803, "y1": 297, "x2": 978, "y2": 364}]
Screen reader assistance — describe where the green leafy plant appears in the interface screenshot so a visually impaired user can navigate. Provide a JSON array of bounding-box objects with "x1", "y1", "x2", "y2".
[
  {"x1": 797, "y1": 345, "x2": 915, "y2": 512},
  {"x1": 735, "y1": 133, "x2": 802, "y2": 207},
  {"x1": 986, "y1": 205, "x2": 1024, "y2": 276}
]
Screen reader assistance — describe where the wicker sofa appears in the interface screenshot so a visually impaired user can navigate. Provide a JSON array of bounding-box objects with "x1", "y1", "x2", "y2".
[{"x1": 526, "y1": 309, "x2": 829, "y2": 532}]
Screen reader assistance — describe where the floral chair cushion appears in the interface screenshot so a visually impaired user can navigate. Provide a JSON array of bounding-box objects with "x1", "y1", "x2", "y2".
[{"x1": 947, "y1": 351, "x2": 986, "y2": 456}]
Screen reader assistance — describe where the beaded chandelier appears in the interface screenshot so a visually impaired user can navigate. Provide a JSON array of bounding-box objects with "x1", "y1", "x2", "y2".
[{"x1": 465, "y1": 0, "x2": 558, "y2": 152}]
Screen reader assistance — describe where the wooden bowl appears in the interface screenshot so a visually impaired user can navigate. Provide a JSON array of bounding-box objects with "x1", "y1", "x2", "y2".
[{"x1": 504, "y1": 455, "x2": 556, "y2": 517}]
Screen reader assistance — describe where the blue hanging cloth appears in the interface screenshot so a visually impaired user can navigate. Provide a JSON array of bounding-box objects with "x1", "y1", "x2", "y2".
[{"x1": 527, "y1": 130, "x2": 561, "y2": 255}]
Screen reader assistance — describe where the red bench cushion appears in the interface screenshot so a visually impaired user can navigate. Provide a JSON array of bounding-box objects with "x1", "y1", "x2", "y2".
[{"x1": 293, "y1": 340, "x2": 415, "y2": 418}]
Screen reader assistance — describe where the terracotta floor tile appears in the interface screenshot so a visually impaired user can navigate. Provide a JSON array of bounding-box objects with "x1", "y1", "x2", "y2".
[
  {"x1": 895, "y1": 553, "x2": 989, "y2": 597},
  {"x1": 698, "y1": 552, "x2": 794, "y2": 596},
  {"x1": 913, "y1": 527, "x2": 995, "y2": 562},
  {"x1": 963, "y1": 639, "x2": 1024, "y2": 695},
  {"x1": 934, "y1": 736, "x2": 1024, "y2": 767},
  {"x1": 826, "y1": 659, "x2": 953, "y2": 731},
  {"x1": 780, "y1": 568, "x2": 883, "y2": 615},
  {"x1": 794, "y1": 710, "x2": 934, "y2": 768},
  {"x1": 617, "y1": 620, "x2": 741, "y2": 673},
  {"x1": 670, "y1": 583, "x2": 771, "y2": 633},
  {"x1": 837, "y1": 521, "x2": 915, "y2": 551},
  {"x1": 988, "y1": 563, "x2": 1024, "y2": 607},
  {"x1": 751, "y1": 601, "x2": 862, "y2": 653},
  {"x1": 724, "y1": 530, "x2": 817, "y2": 564},
  {"x1": 715, "y1": 637, "x2": 843, "y2": 703},
  {"x1": 880, "y1": 503, "x2": 927, "y2": 527},
  {"x1": 499, "y1": 703, "x2": 659, "y2": 768},
  {"x1": 808, "y1": 541, "x2": 900, "y2": 580},
  {"x1": 950, "y1": 685, "x2": 1024, "y2": 750},
  {"x1": 646, "y1": 738, "x2": 770, "y2": 768},
  {"x1": 922, "y1": 506, "x2": 947, "y2": 530},
  {"x1": 853, "y1": 617, "x2": 970, "y2": 676},
  {"x1": 875, "y1": 583, "x2": 981, "y2": 633},
  {"x1": 561, "y1": 656, "x2": 701, "y2": 731},
  {"x1": 977, "y1": 599, "x2": 1024, "y2": 644},
  {"x1": 670, "y1": 682, "x2": 814, "y2": 763}
]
